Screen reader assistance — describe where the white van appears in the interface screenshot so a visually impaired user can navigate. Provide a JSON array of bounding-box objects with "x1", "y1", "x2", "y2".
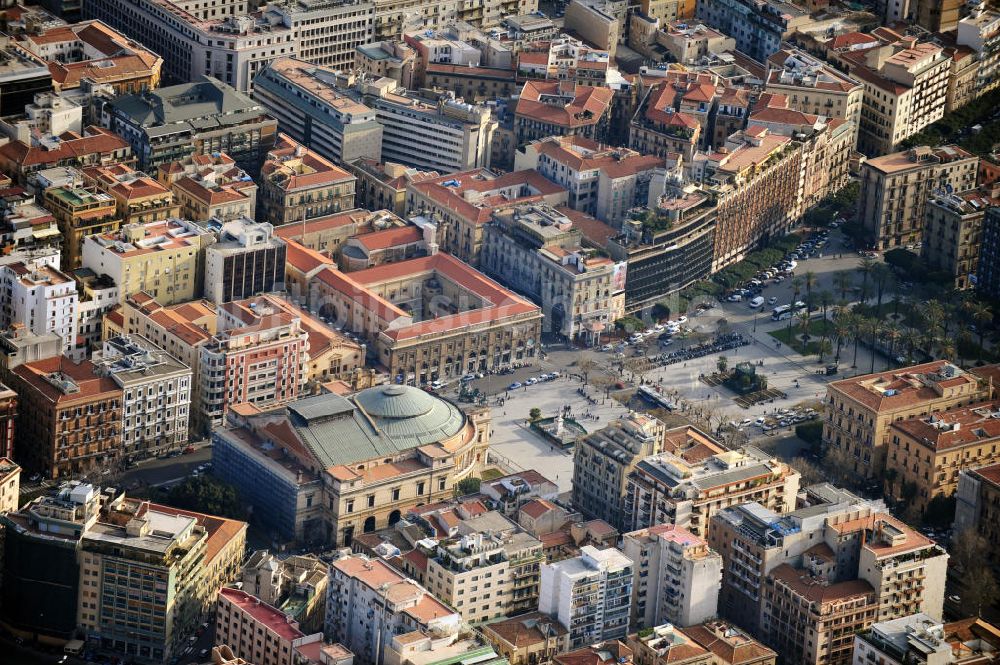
[{"x1": 749, "y1": 296, "x2": 765, "y2": 308}]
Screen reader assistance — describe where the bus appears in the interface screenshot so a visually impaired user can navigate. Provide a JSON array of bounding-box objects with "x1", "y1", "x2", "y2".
[{"x1": 771, "y1": 305, "x2": 792, "y2": 321}]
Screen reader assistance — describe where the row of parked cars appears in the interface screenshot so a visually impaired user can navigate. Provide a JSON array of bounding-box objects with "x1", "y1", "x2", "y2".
[{"x1": 508, "y1": 371, "x2": 561, "y2": 390}]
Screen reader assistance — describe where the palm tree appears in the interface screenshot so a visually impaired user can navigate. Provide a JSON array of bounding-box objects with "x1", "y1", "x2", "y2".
[
  {"x1": 804, "y1": 270, "x2": 817, "y2": 304},
  {"x1": 867, "y1": 317, "x2": 882, "y2": 373},
  {"x1": 923, "y1": 301, "x2": 945, "y2": 340},
  {"x1": 834, "y1": 270, "x2": 852, "y2": 302},
  {"x1": 797, "y1": 310, "x2": 812, "y2": 344},
  {"x1": 818, "y1": 339, "x2": 832, "y2": 362},
  {"x1": 872, "y1": 264, "x2": 892, "y2": 316},
  {"x1": 901, "y1": 329, "x2": 922, "y2": 365},
  {"x1": 833, "y1": 310, "x2": 851, "y2": 363},
  {"x1": 851, "y1": 313, "x2": 864, "y2": 368},
  {"x1": 818, "y1": 290, "x2": 833, "y2": 346},
  {"x1": 857, "y1": 257, "x2": 876, "y2": 294},
  {"x1": 970, "y1": 303, "x2": 993, "y2": 360},
  {"x1": 883, "y1": 323, "x2": 901, "y2": 370},
  {"x1": 789, "y1": 277, "x2": 803, "y2": 336},
  {"x1": 941, "y1": 339, "x2": 957, "y2": 363}
]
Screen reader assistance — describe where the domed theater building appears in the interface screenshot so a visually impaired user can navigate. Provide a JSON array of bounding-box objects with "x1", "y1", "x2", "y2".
[{"x1": 213, "y1": 385, "x2": 491, "y2": 547}]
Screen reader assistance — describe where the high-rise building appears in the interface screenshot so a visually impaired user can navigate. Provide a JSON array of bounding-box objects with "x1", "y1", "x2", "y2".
[
  {"x1": 203, "y1": 218, "x2": 287, "y2": 304},
  {"x1": 103, "y1": 78, "x2": 278, "y2": 171},
  {"x1": 858, "y1": 146, "x2": 978, "y2": 251},
  {"x1": 822, "y1": 360, "x2": 992, "y2": 479},
  {"x1": 81, "y1": 218, "x2": 216, "y2": 305},
  {"x1": 622, "y1": 524, "x2": 722, "y2": 629},
  {"x1": 11, "y1": 356, "x2": 122, "y2": 478},
  {"x1": 954, "y1": 462, "x2": 1000, "y2": 562},
  {"x1": 78, "y1": 497, "x2": 247, "y2": 662},
  {"x1": 85, "y1": 0, "x2": 375, "y2": 92},
  {"x1": 572, "y1": 413, "x2": 667, "y2": 531},
  {"x1": 539, "y1": 546, "x2": 634, "y2": 648},
  {"x1": 0, "y1": 256, "x2": 79, "y2": 354},
  {"x1": 92, "y1": 335, "x2": 192, "y2": 460}
]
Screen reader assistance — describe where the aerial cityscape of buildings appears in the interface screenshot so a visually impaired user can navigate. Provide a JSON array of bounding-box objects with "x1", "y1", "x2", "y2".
[{"x1": 0, "y1": 1, "x2": 998, "y2": 665}]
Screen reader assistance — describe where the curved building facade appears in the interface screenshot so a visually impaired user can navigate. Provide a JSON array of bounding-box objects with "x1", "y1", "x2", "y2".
[{"x1": 213, "y1": 385, "x2": 490, "y2": 547}]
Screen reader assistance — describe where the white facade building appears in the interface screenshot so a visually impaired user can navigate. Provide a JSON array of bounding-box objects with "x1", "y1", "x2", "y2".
[
  {"x1": 85, "y1": 0, "x2": 374, "y2": 92},
  {"x1": 0, "y1": 256, "x2": 78, "y2": 354},
  {"x1": 539, "y1": 545, "x2": 634, "y2": 649},
  {"x1": 622, "y1": 524, "x2": 722, "y2": 629},
  {"x1": 94, "y1": 335, "x2": 192, "y2": 458}
]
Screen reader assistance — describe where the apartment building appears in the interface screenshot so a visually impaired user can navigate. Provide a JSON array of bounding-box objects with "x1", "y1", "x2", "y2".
[
  {"x1": 539, "y1": 545, "x2": 634, "y2": 648},
  {"x1": 607, "y1": 187, "x2": 716, "y2": 313},
  {"x1": 978, "y1": 206, "x2": 1000, "y2": 301},
  {"x1": 839, "y1": 43, "x2": 950, "y2": 156},
  {"x1": 325, "y1": 554, "x2": 472, "y2": 665},
  {"x1": 629, "y1": 624, "x2": 712, "y2": 665},
  {"x1": 563, "y1": 0, "x2": 620, "y2": 56},
  {"x1": 81, "y1": 164, "x2": 180, "y2": 228},
  {"x1": 104, "y1": 77, "x2": 278, "y2": 171},
  {"x1": 700, "y1": 127, "x2": 803, "y2": 270},
  {"x1": 954, "y1": 462, "x2": 1000, "y2": 561},
  {"x1": 623, "y1": 524, "x2": 722, "y2": 629},
  {"x1": 859, "y1": 145, "x2": 979, "y2": 250},
  {"x1": 423, "y1": 512, "x2": 543, "y2": 622},
  {"x1": 215, "y1": 587, "x2": 331, "y2": 665},
  {"x1": 958, "y1": 9, "x2": 1000, "y2": 97},
  {"x1": 649, "y1": 22, "x2": 735, "y2": 65},
  {"x1": 204, "y1": 217, "x2": 287, "y2": 303},
  {"x1": 0, "y1": 457, "x2": 19, "y2": 512},
  {"x1": 23, "y1": 20, "x2": 162, "y2": 95},
  {"x1": 0, "y1": 257, "x2": 78, "y2": 355},
  {"x1": 854, "y1": 614, "x2": 1000, "y2": 665},
  {"x1": 482, "y1": 613, "x2": 570, "y2": 665},
  {"x1": 822, "y1": 361, "x2": 992, "y2": 479},
  {"x1": 515, "y1": 136, "x2": 662, "y2": 225},
  {"x1": 0, "y1": 39, "x2": 52, "y2": 116},
  {"x1": 682, "y1": 621, "x2": 776, "y2": 665},
  {"x1": 765, "y1": 49, "x2": 863, "y2": 132},
  {"x1": 82, "y1": 218, "x2": 215, "y2": 305},
  {"x1": 0, "y1": 324, "x2": 63, "y2": 379},
  {"x1": 405, "y1": 168, "x2": 567, "y2": 265},
  {"x1": 572, "y1": 412, "x2": 667, "y2": 531},
  {"x1": 764, "y1": 564, "x2": 877, "y2": 665},
  {"x1": 78, "y1": 495, "x2": 247, "y2": 663},
  {"x1": 515, "y1": 80, "x2": 614, "y2": 147},
  {"x1": 346, "y1": 159, "x2": 439, "y2": 217},
  {"x1": 44, "y1": 184, "x2": 119, "y2": 270},
  {"x1": 85, "y1": 0, "x2": 374, "y2": 92},
  {"x1": 158, "y1": 153, "x2": 258, "y2": 223},
  {"x1": 888, "y1": 400, "x2": 1000, "y2": 512},
  {"x1": 0, "y1": 126, "x2": 132, "y2": 185},
  {"x1": 355, "y1": 40, "x2": 416, "y2": 88},
  {"x1": 364, "y1": 84, "x2": 496, "y2": 174},
  {"x1": 214, "y1": 385, "x2": 490, "y2": 545},
  {"x1": 921, "y1": 186, "x2": 997, "y2": 289},
  {"x1": 0, "y1": 482, "x2": 106, "y2": 641},
  {"x1": 694, "y1": 0, "x2": 808, "y2": 62},
  {"x1": 198, "y1": 298, "x2": 308, "y2": 430},
  {"x1": 711, "y1": 488, "x2": 948, "y2": 648},
  {"x1": 259, "y1": 135, "x2": 358, "y2": 226},
  {"x1": 241, "y1": 551, "x2": 329, "y2": 634},
  {"x1": 92, "y1": 334, "x2": 191, "y2": 460},
  {"x1": 481, "y1": 204, "x2": 616, "y2": 340},
  {"x1": 253, "y1": 58, "x2": 383, "y2": 166},
  {"x1": 11, "y1": 355, "x2": 122, "y2": 478},
  {"x1": 625, "y1": 442, "x2": 800, "y2": 537}
]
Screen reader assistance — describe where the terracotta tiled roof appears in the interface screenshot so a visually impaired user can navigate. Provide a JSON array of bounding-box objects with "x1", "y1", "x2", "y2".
[
  {"x1": 769, "y1": 563, "x2": 875, "y2": 605},
  {"x1": 355, "y1": 225, "x2": 423, "y2": 251},
  {"x1": 13, "y1": 356, "x2": 121, "y2": 404},
  {"x1": 409, "y1": 168, "x2": 565, "y2": 224},
  {"x1": 0, "y1": 127, "x2": 129, "y2": 169},
  {"x1": 147, "y1": 502, "x2": 245, "y2": 566},
  {"x1": 683, "y1": 622, "x2": 777, "y2": 665},
  {"x1": 515, "y1": 80, "x2": 613, "y2": 129}
]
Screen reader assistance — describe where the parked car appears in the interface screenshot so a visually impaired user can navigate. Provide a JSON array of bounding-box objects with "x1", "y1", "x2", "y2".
[
  {"x1": 508, "y1": 382, "x2": 522, "y2": 390},
  {"x1": 749, "y1": 296, "x2": 765, "y2": 308}
]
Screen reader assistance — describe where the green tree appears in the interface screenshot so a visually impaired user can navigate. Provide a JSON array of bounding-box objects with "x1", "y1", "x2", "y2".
[
  {"x1": 717, "y1": 355, "x2": 728, "y2": 373},
  {"x1": 166, "y1": 475, "x2": 246, "y2": 520},
  {"x1": 872, "y1": 263, "x2": 893, "y2": 316},
  {"x1": 455, "y1": 477, "x2": 481, "y2": 496},
  {"x1": 857, "y1": 257, "x2": 876, "y2": 295},
  {"x1": 529, "y1": 408, "x2": 542, "y2": 421},
  {"x1": 834, "y1": 270, "x2": 852, "y2": 301}
]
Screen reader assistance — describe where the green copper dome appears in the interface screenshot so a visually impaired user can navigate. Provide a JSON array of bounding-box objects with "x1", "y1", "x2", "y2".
[{"x1": 354, "y1": 385, "x2": 466, "y2": 446}]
